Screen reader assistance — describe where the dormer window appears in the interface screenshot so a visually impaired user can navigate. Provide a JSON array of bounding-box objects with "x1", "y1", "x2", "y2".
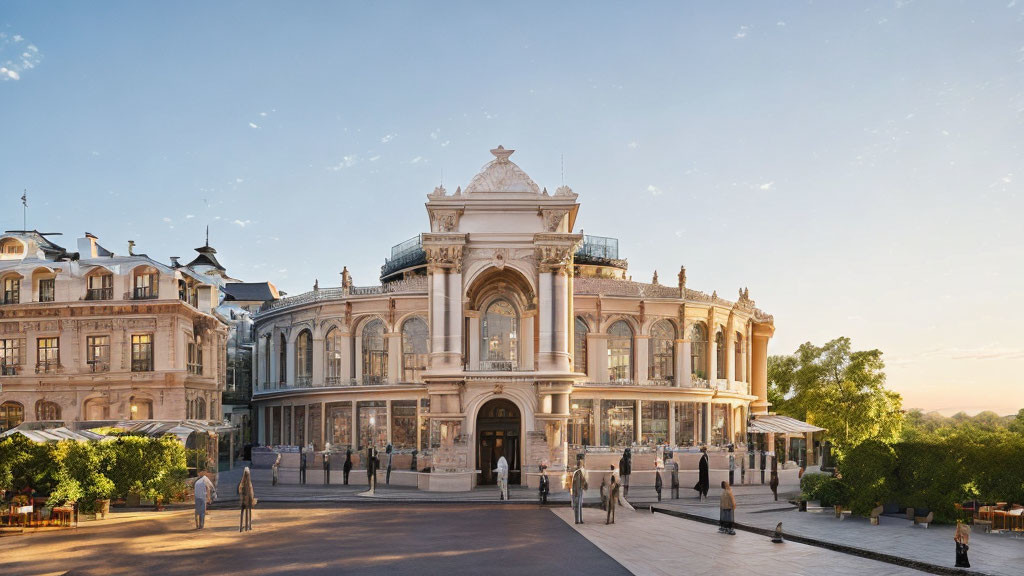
[
  {"x1": 133, "y1": 267, "x2": 159, "y2": 300},
  {"x1": 1, "y1": 275, "x2": 21, "y2": 305},
  {"x1": 86, "y1": 273, "x2": 113, "y2": 301},
  {"x1": 0, "y1": 238, "x2": 25, "y2": 260}
]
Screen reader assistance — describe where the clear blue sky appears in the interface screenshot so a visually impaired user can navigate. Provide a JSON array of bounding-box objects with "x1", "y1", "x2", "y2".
[{"x1": 2, "y1": 1, "x2": 1022, "y2": 414}]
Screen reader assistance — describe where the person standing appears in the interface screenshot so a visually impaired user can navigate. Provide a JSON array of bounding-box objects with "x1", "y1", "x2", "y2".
[
  {"x1": 570, "y1": 454, "x2": 588, "y2": 524},
  {"x1": 538, "y1": 464, "x2": 550, "y2": 505},
  {"x1": 366, "y1": 446, "x2": 378, "y2": 492},
  {"x1": 769, "y1": 453, "x2": 780, "y2": 501},
  {"x1": 954, "y1": 522, "x2": 971, "y2": 568},
  {"x1": 193, "y1": 473, "x2": 216, "y2": 529},
  {"x1": 719, "y1": 480, "x2": 736, "y2": 535},
  {"x1": 599, "y1": 475, "x2": 608, "y2": 511},
  {"x1": 655, "y1": 464, "x2": 663, "y2": 503},
  {"x1": 728, "y1": 445, "x2": 736, "y2": 486},
  {"x1": 606, "y1": 474, "x2": 620, "y2": 525},
  {"x1": 760, "y1": 449, "x2": 767, "y2": 484},
  {"x1": 694, "y1": 447, "x2": 710, "y2": 501},
  {"x1": 271, "y1": 453, "x2": 281, "y2": 486},
  {"x1": 618, "y1": 448, "x2": 632, "y2": 500},
  {"x1": 665, "y1": 451, "x2": 680, "y2": 499},
  {"x1": 343, "y1": 448, "x2": 352, "y2": 485},
  {"x1": 323, "y1": 449, "x2": 331, "y2": 485},
  {"x1": 385, "y1": 443, "x2": 394, "y2": 486},
  {"x1": 495, "y1": 455, "x2": 509, "y2": 501},
  {"x1": 238, "y1": 467, "x2": 256, "y2": 532},
  {"x1": 299, "y1": 449, "x2": 307, "y2": 485}
]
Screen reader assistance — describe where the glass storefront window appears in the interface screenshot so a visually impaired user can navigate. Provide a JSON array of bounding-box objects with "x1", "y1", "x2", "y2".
[
  {"x1": 295, "y1": 406, "x2": 306, "y2": 447},
  {"x1": 568, "y1": 398, "x2": 593, "y2": 447},
  {"x1": 711, "y1": 404, "x2": 728, "y2": 446},
  {"x1": 674, "y1": 402, "x2": 698, "y2": 447},
  {"x1": 392, "y1": 400, "x2": 417, "y2": 449},
  {"x1": 481, "y1": 299, "x2": 519, "y2": 370},
  {"x1": 308, "y1": 403, "x2": 322, "y2": 450},
  {"x1": 601, "y1": 399, "x2": 635, "y2": 447},
  {"x1": 326, "y1": 401, "x2": 352, "y2": 448},
  {"x1": 641, "y1": 401, "x2": 668, "y2": 445},
  {"x1": 358, "y1": 401, "x2": 388, "y2": 450}
]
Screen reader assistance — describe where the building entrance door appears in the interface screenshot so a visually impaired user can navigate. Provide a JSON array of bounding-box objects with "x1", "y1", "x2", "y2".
[{"x1": 476, "y1": 399, "x2": 521, "y2": 485}]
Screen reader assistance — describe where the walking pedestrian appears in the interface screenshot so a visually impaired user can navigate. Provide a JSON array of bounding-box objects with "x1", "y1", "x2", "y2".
[
  {"x1": 385, "y1": 443, "x2": 393, "y2": 486},
  {"x1": 366, "y1": 445, "x2": 378, "y2": 492},
  {"x1": 570, "y1": 454, "x2": 588, "y2": 524},
  {"x1": 495, "y1": 455, "x2": 509, "y2": 501},
  {"x1": 760, "y1": 449, "x2": 767, "y2": 484},
  {"x1": 665, "y1": 451, "x2": 680, "y2": 499},
  {"x1": 719, "y1": 480, "x2": 736, "y2": 535},
  {"x1": 271, "y1": 453, "x2": 281, "y2": 486},
  {"x1": 769, "y1": 453, "x2": 779, "y2": 501},
  {"x1": 728, "y1": 444, "x2": 735, "y2": 486},
  {"x1": 238, "y1": 467, "x2": 256, "y2": 532},
  {"x1": 618, "y1": 448, "x2": 632, "y2": 500},
  {"x1": 954, "y1": 522, "x2": 971, "y2": 568},
  {"x1": 655, "y1": 465, "x2": 663, "y2": 502},
  {"x1": 323, "y1": 449, "x2": 331, "y2": 485},
  {"x1": 694, "y1": 446, "x2": 710, "y2": 501},
  {"x1": 193, "y1": 472, "x2": 216, "y2": 529},
  {"x1": 343, "y1": 448, "x2": 352, "y2": 485},
  {"x1": 606, "y1": 474, "x2": 620, "y2": 525},
  {"x1": 299, "y1": 449, "x2": 307, "y2": 485}
]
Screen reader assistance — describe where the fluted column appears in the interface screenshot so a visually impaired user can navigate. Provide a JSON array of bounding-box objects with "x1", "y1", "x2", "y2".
[{"x1": 751, "y1": 323, "x2": 774, "y2": 414}]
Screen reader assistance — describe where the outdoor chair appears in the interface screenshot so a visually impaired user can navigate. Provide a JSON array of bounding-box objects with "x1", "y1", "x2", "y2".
[
  {"x1": 914, "y1": 511, "x2": 934, "y2": 528},
  {"x1": 51, "y1": 501, "x2": 76, "y2": 527}
]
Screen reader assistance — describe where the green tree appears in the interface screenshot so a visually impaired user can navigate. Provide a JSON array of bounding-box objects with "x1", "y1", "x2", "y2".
[{"x1": 768, "y1": 337, "x2": 902, "y2": 457}]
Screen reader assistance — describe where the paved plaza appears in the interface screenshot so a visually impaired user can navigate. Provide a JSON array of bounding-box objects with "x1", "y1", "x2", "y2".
[{"x1": 0, "y1": 504, "x2": 628, "y2": 576}]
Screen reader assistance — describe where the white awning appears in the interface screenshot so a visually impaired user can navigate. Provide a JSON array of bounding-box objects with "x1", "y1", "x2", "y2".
[{"x1": 749, "y1": 415, "x2": 825, "y2": 434}]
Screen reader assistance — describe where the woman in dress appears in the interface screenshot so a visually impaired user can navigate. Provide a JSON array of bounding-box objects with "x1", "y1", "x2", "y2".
[
  {"x1": 954, "y1": 522, "x2": 970, "y2": 568},
  {"x1": 238, "y1": 467, "x2": 256, "y2": 532}
]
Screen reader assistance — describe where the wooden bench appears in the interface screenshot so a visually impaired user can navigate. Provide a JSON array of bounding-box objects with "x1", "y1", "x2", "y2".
[
  {"x1": 870, "y1": 505, "x2": 884, "y2": 525},
  {"x1": 914, "y1": 511, "x2": 934, "y2": 529}
]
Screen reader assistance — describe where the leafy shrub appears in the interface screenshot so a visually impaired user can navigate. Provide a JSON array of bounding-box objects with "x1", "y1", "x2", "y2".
[
  {"x1": 840, "y1": 440, "x2": 897, "y2": 515},
  {"x1": 51, "y1": 441, "x2": 115, "y2": 513},
  {"x1": 817, "y1": 476, "x2": 850, "y2": 507},
  {"x1": 800, "y1": 472, "x2": 831, "y2": 501}
]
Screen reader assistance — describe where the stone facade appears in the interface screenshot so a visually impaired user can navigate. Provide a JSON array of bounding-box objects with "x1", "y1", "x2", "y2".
[{"x1": 251, "y1": 146, "x2": 775, "y2": 488}]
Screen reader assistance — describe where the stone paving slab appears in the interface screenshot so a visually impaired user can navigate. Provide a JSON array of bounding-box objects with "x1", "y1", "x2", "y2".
[
  {"x1": 655, "y1": 497, "x2": 1024, "y2": 576},
  {"x1": 552, "y1": 505, "x2": 927, "y2": 576}
]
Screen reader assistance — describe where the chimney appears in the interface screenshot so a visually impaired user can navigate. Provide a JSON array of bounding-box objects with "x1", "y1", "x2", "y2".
[
  {"x1": 169, "y1": 256, "x2": 180, "y2": 267},
  {"x1": 77, "y1": 233, "x2": 99, "y2": 259}
]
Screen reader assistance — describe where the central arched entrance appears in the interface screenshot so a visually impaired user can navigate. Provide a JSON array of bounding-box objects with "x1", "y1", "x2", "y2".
[{"x1": 476, "y1": 398, "x2": 521, "y2": 485}]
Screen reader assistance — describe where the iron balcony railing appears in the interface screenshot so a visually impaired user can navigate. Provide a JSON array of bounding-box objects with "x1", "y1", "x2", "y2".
[
  {"x1": 88, "y1": 361, "x2": 110, "y2": 373},
  {"x1": 133, "y1": 287, "x2": 158, "y2": 300},
  {"x1": 256, "y1": 378, "x2": 421, "y2": 394},
  {"x1": 1, "y1": 364, "x2": 17, "y2": 376},
  {"x1": 476, "y1": 360, "x2": 517, "y2": 371},
  {"x1": 381, "y1": 235, "x2": 427, "y2": 279},
  {"x1": 575, "y1": 235, "x2": 619, "y2": 260},
  {"x1": 86, "y1": 288, "x2": 113, "y2": 301}
]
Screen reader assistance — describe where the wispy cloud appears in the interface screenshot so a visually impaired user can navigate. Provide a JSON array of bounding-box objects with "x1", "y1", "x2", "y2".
[
  {"x1": 232, "y1": 219, "x2": 252, "y2": 228},
  {"x1": 628, "y1": 141, "x2": 639, "y2": 149},
  {"x1": 913, "y1": 346, "x2": 1024, "y2": 361},
  {"x1": 380, "y1": 133, "x2": 396, "y2": 144},
  {"x1": 734, "y1": 25, "x2": 749, "y2": 40},
  {"x1": 185, "y1": 214, "x2": 195, "y2": 219},
  {"x1": 248, "y1": 122, "x2": 260, "y2": 129},
  {"x1": 759, "y1": 181, "x2": 774, "y2": 191},
  {"x1": 0, "y1": 33, "x2": 42, "y2": 81},
  {"x1": 410, "y1": 156, "x2": 424, "y2": 164},
  {"x1": 647, "y1": 185, "x2": 663, "y2": 196},
  {"x1": 327, "y1": 155, "x2": 359, "y2": 170}
]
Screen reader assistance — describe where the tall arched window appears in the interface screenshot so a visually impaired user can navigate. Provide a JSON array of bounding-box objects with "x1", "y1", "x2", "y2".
[
  {"x1": 35, "y1": 400, "x2": 61, "y2": 420},
  {"x1": 735, "y1": 331, "x2": 744, "y2": 382},
  {"x1": 690, "y1": 322, "x2": 708, "y2": 380},
  {"x1": 0, "y1": 401, "x2": 24, "y2": 431},
  {"x1": 574, "y1": 316, "x2": 588, "y2": 374},
  {"x1": 1, "y1": 273, "x2": 21, "y2": 305},
  {"x1": 325, "y1": 327, "x2": 343, "y2": 384},
  {"x1": 85, "y1": 270, "x2": 113, "y2": 301},
  {"x1": 132, "y1": 266, "x2": 159, "y2": 299},
  {"x1": 278, "y1": 334, "x2": 287, "y2": 385},
  {"x1": 296, "y1": 330, "x2": 312, "y2": 385},
  {"x1": 715, "y1": 330, "x2": 726, "y2": 379},
  {"x1": 361, "y1": 319, "x2": 387, "y2": 384},
  {"x1": 196, "y1": 397, "x2": 207, "y2": 420},
  {"x1": 263, "y1": 335, "x2": 271, "y2": 387},
  {"x1": 481, "y1": 299, "x2": 519, "y2": 370},
  {"x1": 649, "y1": 320, "x2": 675, "y2": 382},
  {"x1": 607, "y1": 320, "x2": 633, "y2": 382},
  {"x1": 401, "y1": 317, "x2": 428, "y2": 382}
]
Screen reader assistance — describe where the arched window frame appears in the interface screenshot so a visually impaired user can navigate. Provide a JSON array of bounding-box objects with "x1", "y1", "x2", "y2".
[
  {"x1": 131, "y1": 266, "x2": 159, "y2": 300},
  {"x1": 361, "y1": 318, "x2": 387, "y2": 384},
  {"x1": 573, "y1": 316, "x2": 588, "y2": 375},
  {"x1": 296, "y1": 329, "x2": 313, "y2": 385},
  {"x1": 607, "y1": 320, "x2": 634, "y2": 382},
  {"x1": 480, "y1": 298, "x2": 520, "y2": 371},
  {"x1": 278, "y1": 333, "x2": 287, "y2": 385},
  {"x1": 401, "y1": 317, "x2": 428, "y2": 382},
  {"x1": 325, "y1": 327, "x2": 343, "y2": 384},
  {"x1": 85, "y1": 269, "x2": 114, "y2": 301},
  {"x1": 715, "y1": 329, "x2": 726, "y2": 380},
  {"x1": 1, "y1": 401, "x2": 25, "y2": 431},
  {"x1": 35, "y1": 400, "x2": 61, "y2": 421},
  {"x1": 1, "y1": 273, "x2": 22, "y2": 305},
  {"x1": 648, "y1": 319, "x2": 676, "y2": 382},
  {"x1": 690, "y1": 322, "x2": 708, "y2": 380}
]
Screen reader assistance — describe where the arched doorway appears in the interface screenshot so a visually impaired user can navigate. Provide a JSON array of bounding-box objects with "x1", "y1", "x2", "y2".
[{"x1": 476, "y1": 399, "x2": 521, "y2": 486}]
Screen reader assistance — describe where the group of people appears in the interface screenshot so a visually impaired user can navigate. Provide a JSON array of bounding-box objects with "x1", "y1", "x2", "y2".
[
  {"x1": 302, "y1": 444, "x2": 392, "y2": 488},
  {"x1": 191, "y1": 467, "x2": 257, "y2": 533}
]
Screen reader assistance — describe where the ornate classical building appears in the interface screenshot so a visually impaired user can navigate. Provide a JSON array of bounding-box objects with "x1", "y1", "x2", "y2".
[
  {"x1": 0, "y1": 231, "x2": 229, "y2": 431},
  {"x1": 251, "y1": 146, "x2": 775, "y2": 489}
]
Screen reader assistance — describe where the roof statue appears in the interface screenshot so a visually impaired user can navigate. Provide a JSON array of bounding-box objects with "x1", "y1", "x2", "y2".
[{"x1": 463, "y1": 145, "x2": 542, "y2": 196}]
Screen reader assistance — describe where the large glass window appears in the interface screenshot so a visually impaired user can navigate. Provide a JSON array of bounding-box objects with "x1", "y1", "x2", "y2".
[
  {"x1": 308, "y1": 402, "x2": 322, "y2": 450},
  {"x1": 607, "y1": 321, "x2": 633, "y2": 382},
  {"x1": 601, "y1": 399, "x2": 635, "y2": 447},
  {"x1": 690, "y1": 322, "x2": 708, "y2": 380},
  {"x1": 278, "y1": 334, "x2": 287, "y2": 384},
  {"x1": 294, "y1": 406, "x2": 306, "y2": 447},
  {"x1": 361, "y1": 319, "x2": 387, "y2": 384},
  {"x1": 86, "y1": 273, "x2": 113, "y2": 301},
  {"x1": 2, "y1": 275, "x2": 20, "y2": 305},
  {"x1": 568, "y1": 398, "x2": 593, "y2": 447},
  {"x1": 131, "y1": 334, "x2": 153, "y2": 372},
  {"x1": 358, "y1": 401, "x2": 388, "y2": 450},
  {"x1": 0, "y1": 401, "x2": 24, "y2": 432},
  {"x1": 86, "y1": 335, "x2": 110, "y2": 372},
  {"x1": 325, "y1": 401, "x2": 352, "y2": 448},
  {"x1": 38, "y1": 278, "x2": 55, "y2": 303},
  {"x1": 392, "y1": 400, "x2": 418, "y2": 449},
  {"x1": 716, "y1": 330, "x2": 726, "y2": 379},
  {"x1": 401, "y1": 317, "x2": 428, "y2": 382},
  {"x1": 325, "y1": 328, "x2": 343, "y2": 384},
  {"x1": 132, "y1": 268, "x2": 158, "y2": 299},
  {"x1": 711, "y1": 404, "x2": 729, "y2": 446},
  {"x1": 573, "y1": 317, "x2": 588, "y2": 374},
  {"x1": 649, "y1": 320, "x2": 675, "y2": 382},
  {"x1": 641, "y1": 401, "x2": 669, "y2": 445},
  {"x1": 481, "y1": 299, "x2": 519, "y2": 370},
  {"x1": 296, "y1": 330, "x2": 312, "y2": 385},
  {"x1": 674, "y1": 402, "x2": 699, "y2": 447},
  {"x1": 0, "y1": 338, "x2": 21, "y2": 375},
  {"x1": 36, "y1": 337, "x2": 59, "y2": 372}
]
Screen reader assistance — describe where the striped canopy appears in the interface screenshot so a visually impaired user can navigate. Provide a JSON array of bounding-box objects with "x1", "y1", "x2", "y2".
[{"x1": 749, "y1": 414, "x2": 825, "y2": 435}]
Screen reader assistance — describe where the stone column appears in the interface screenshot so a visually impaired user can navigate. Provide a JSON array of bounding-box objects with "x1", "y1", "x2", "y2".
[
  {"x1": 674, "y1": 339, "x2": 685, "y2": 387},
  {"x1": 751, "y1": 323, "x2": 774, "y2": 415},
  {"x1": 521, "y1": 314, "x2": 535, "y2": 370},
  {"x1": 340, "y1": 331, "x2": 353, "y2": 382},
  {"x1": 430, "y1": 268, "x2": 447, "y2": 366},
  {"x1": 446, "y1": 267, "x2": 463, "y2": 366},
  {"x1": 635, "y1": 400, "x2": 643, "y2": 444},
  {"x1": 387, "y1": 332, "x2": 401, "y2": 383},
  {"x1": 312, "y1": 334, "x2": 325, "y2": 385},
  {"x1": 537, "y1": 270, "x2": 553, "y2": 366},
  {"x1": 285, "y1": 335, "x2": 296, "y2": 387},
  {"x1": 635, "y1": 335, "x2": 649, "y2": 384},
  {"x1": 704, "y1": 402, "x2": 712, "y2": 445},
  {"x1": 668, "y1": 401, "x2": 676, "y2": 446},
  {"x1": 726, "y1": 318, "x2": 736, "y2": 386},
  {"x1": 351, "y1": 402, "x2": 359, "y2": 450},
  {"x1": 592, "y1": 334, "x2": 608, "y2": 382},
  {"x1": 468, "y1": 315, "x2": 480, "y2": 370}
]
